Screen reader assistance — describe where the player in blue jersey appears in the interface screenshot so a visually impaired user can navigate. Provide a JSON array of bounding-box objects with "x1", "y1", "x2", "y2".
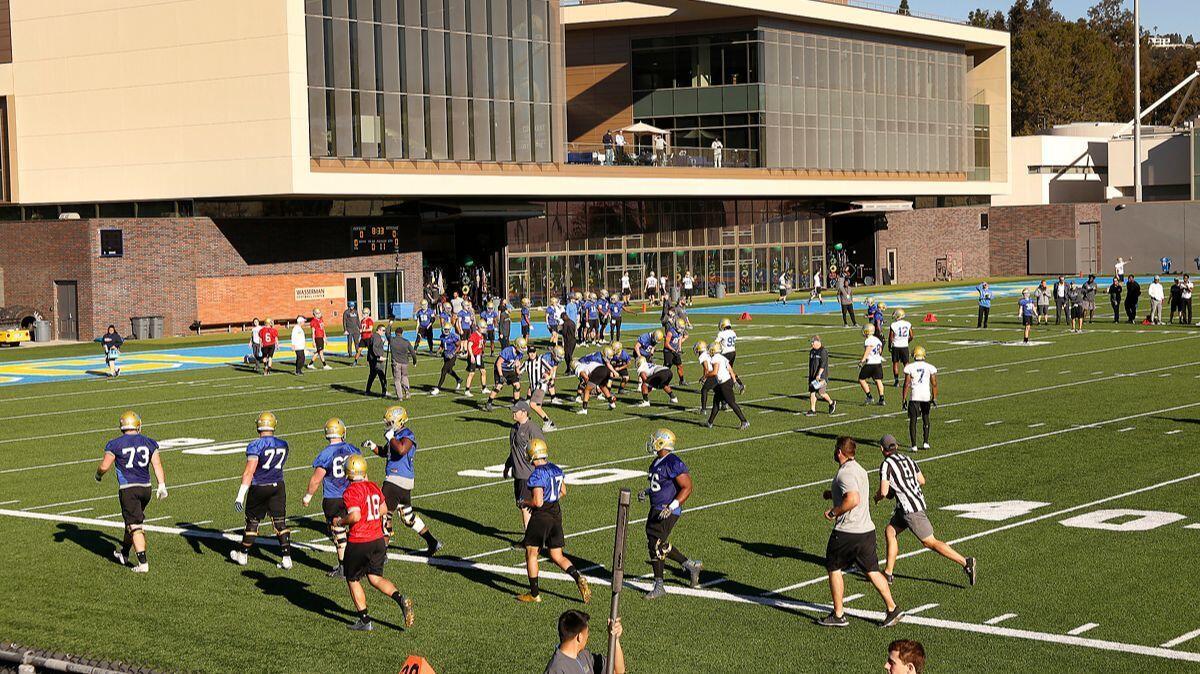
[
  {"x1": 663, "y1": 318, "x2": 688, "y2": 385},
  {"x1": 431, "y1": 322, "x2": 462, "y2": 396},
  {"x1": 1018, "y1": 288, "x2": 1037, "y2": 344},
  {"x1": 609, "y1": 295, "x2": 625, "y2": 342},
  {"x1": 516, "y1": 439, "x2": 591, "y2": 604},
  {"x1": 545, "y1": 297, "x2": 562, "y2": 347},
  {"x1": 636, "y1": 329, "x2": 664, "y2": 360},
  {"x1": 608, "y1": 341, "x2": 632, "y2": 393},
  {"x1": 362, "y1": 406, "x2": 442, "y2": 555},
  {"x1": 484, "y1": 337, "x2": 527, "y2": 412},
  {"x1": 302, "y1": 418, "x2": 362, "y2": 579},
  {"x1": 585, "y1": 293, "x2": 602, "y2": 344},
  {"x1": 95, "y1": 411, "x2": 167, "y2": 573},
  {"x1": 415, "y1": 299, "x2": 436, "y2": 352},
  {"x1": 597, "y1": 291, "x2": 610, "y2": 343},
  {"x1": 520, "y1": 297, "x2": 532, "y2": 340},
  {"x1": 230, "y1": 412, "x2": 293, "y2": 569},
  {"x1": 639, "y1": 429, "x2": 702, "y2": 598},
  {"x1": 482, "y1": 301, "x2": 500, "y2": 354}
]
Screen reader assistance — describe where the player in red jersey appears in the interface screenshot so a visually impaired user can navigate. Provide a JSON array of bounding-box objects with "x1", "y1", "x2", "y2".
[
  {"x1": 463, "y1": 319, "x2": 488, "y2": 396},
  {"x1": 259, "y1": 319, "x2": 279, "y2": 376},
  {"x1": 355, "y1": 309, "x2": 375, "y2": 365},
  {"x1": 333, "y1": 454, "x2": 415, "y2": 631},
  {"x1": 307, "y1": 309, "x2": 331, "y2": 370}
]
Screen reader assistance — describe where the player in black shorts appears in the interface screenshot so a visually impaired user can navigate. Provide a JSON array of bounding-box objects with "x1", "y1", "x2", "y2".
[
  {"x1": 230, "y1": 412, "x2": 293, "y2": 570},
  {"x1": 516, "y1": 439, "x2": 591, "y2": 605}
]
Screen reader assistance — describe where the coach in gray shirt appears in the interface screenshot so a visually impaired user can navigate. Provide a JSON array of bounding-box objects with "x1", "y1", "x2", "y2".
[
  {"x1": 389, "y1": 327, "x2": 417, "y2": 400},
  {"x1": 544, "y1": 610, "x2": 625, "y2": 674},
  {"x1": 837, "y1": 279, "x2": 856, "y2": 327},
  {"x1": 819, "y1": 436, "x2": 902, "y2": 628},
  {"x1": 505, "y1": 401, "x2": 545, "y2": 530}
]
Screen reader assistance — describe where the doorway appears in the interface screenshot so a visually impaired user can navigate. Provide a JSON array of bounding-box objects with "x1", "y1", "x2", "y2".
[
  {"x1": 55, "y1": 280, "x2": 78, "y2": 340},
  {"x1": 885, "y1": 248, "x2": 898, "y2": 285},
  {"x1": 345, "y1": 272, "x2": 405, "y2": 319}
]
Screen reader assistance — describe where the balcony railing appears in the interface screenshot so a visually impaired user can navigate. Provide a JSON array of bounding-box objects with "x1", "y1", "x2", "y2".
[{"x1": 565, "y1": 143, "x2": 759, "y2": 169}]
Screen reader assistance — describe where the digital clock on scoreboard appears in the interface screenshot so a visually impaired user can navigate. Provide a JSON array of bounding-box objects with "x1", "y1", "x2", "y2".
[{"x1": 351, "y1": 224, "x2": 400, "y2": 254}]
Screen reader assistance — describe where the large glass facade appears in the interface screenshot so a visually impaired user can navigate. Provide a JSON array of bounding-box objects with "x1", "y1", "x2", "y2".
[
  {"x1": 506, "y1": 200, "x2": 825, "y2": 303},
  {"x1": 305, "y1": 0, "x2": 558, "y2": 162}
]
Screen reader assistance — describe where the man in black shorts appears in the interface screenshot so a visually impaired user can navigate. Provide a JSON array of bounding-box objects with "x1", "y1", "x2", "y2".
[
  {"x1": 230, "y1": 411, "x2": 293, "y2": 570},
  {"x1": 818, "y1": 436, "x2": 902, "y2": 628},
  {"x1": 516, "y1": 439, "x2": 591, "y2": 604},
  {"x1": 96, "y1": 410, "x2": 168, "y2": 574}
]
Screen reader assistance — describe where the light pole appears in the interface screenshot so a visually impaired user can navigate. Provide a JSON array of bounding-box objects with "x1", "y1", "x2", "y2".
[{"x1": 1134, "y1": 0, "x2": 1142, "y2": 202}]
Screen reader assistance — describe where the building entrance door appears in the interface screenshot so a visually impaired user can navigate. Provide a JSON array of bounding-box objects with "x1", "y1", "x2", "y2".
[{"x1": 55, "y1": 281, "x2": 78, "y2": 340}]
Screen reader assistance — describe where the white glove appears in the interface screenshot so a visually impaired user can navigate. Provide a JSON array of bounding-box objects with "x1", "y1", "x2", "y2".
[
  {"x1": 156, "y1": 483, "x2": 168, "y2": 500},
  {"x1": 302, "y1": 493, "x2": 313, "y2": 507},
  {"x1": 362, "y1": 440, "x2": 378, "y2": 453},
  {"x1": 234, "y1": 484, "x2": 249, "y2": 512}
]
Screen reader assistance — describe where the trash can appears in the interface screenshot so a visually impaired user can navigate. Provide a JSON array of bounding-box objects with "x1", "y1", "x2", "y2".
[
  {"x1": 714, "y1": 283, "x2": 726, "y2": 299},
  {"x1": 130, "y1": 317, "x2": 151, "y2": 340},
  {"x1": 32, "y1": 319, "x2": 52, "y2": 342},
  {"x1": 390, "y1": 302, "x2": 414, "y2": 320},
  {"x1": 149, "y1": 316, "x2": 164, "y2": 339}
]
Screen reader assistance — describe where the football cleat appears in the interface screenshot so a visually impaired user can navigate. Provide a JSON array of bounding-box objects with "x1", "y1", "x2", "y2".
[
  {"x1": 230, "y1": 550, "x2": 249, "y2": 566},
  {"x1": 425, "y1": 540, "x2": 443, "y2": 556},
  {"x1": 515, "y1": 593, "x2": 542, "y2": 603},
  {"x1": 817, "y1": 613, "x2": 849, "y2": 628},
  {"x1": 327, "y1": 565, "x2": 345, "y2": 579},
  {"x1": 527, "y1": 438, "x2": 549, "y2": 462},
  {"x1": 119, "y1": 410, "x2": 142, "y2": 432},
  {"x1": 131, "y1": 563, "x2": 149, "y2": 573},
  {"x1": 684, "y1": 560, "x2": 703, "y2": 588},
  {"x1": 669, "y1": 397, "x2": 679, "y2": 404},
  {"x1": 398, "y1": 595, "x2": 415, "y2": 628},
  {"x1": 635, "y1": 401, "x2": 651, "y2": 408},
  {"x1": 347, "y1": 618, "x2": 374, "y2": 631},
  {"x1": 324, "y1": 418, "x2": 347, "y2": 440},
  {"x1": 277, "y1": 556, "x2": 293, "y2": 570},
  {"x1": 644, "y1": 582, "x2": 667, "y2": 600},
  {"x1": 112, "y1": 551, "x2": 128, "y2": 566},
  {"x1": 965, "y1": 557, "x2": 977, "y2": 586},
  {"x1": 429, "y1": 388, "x2": 440, "y2": 396},
  {"x1": 345, "y1": 455, "x2": 369, "y2": 481},
  {"x1": 542, "y1": 420, "x2": 557, "y2": 432},
  {"x1": 256, "y1": 412, "x2": 278, "y2": 432},
  {"x1": 384, "y1": 407, "x2": 409, "y2": 431},
  {"x1": 576, "y1": 408, "x2": 589, "y2": 415}
]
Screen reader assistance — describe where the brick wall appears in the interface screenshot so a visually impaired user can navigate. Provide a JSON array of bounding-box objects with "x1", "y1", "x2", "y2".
[
  {"x1": 0, "y1": 220, "x2": 94, "y2": 337},
  {"x1": 876, "y1": 206, "x2": 990, "y2": 283},
  {"x1": 987, "y1": 204, "x2": 1098, "y2": 277}
]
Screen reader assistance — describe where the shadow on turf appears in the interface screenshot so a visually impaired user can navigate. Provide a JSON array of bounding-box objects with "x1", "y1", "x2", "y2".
[
  {"x1": 241, "y1": 570, "x2": 408, "y2": 630},
  {"x1": 792, "y1": 428, "x2": 879, "y2": 446},
  {"x1": 720, "y1": 537, "x2": 827, "y2": 568},
  {"x1": 330, "y1": 383, "x2": 390, "y2": 398},
  {"x1": 178, "y1": 523, "x2": 332, "y2": 574},
  {"x1": 1154, "y1": 416, "x2": 1200, "y2": 426},
  {"x1": 52, "y1": 524, "x2": 124, "y2": 563},
  {"x1": 420, "y1": 508, "x2": 520, "y2": 546}
]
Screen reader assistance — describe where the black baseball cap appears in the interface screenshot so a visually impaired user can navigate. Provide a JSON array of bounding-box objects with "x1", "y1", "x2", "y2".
[{"x1": 879, "y1": 434, "x2": 899, "y2": 451}]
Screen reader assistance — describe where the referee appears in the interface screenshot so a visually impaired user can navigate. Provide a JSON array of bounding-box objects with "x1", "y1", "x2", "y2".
[{"x1": 874, "y1": 434, "x2": 975, "y2": 586}]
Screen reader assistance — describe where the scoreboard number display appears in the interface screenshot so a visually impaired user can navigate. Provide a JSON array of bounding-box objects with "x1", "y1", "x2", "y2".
[{"x1": 351, "y1": 224, "x2": 400, "y2": 254}]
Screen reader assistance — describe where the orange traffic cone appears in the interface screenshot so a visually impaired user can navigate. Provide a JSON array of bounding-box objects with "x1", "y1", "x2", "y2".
[
  {"x1": 923, "y1": 313, "x2": 938, "y2": 323},
  {"x1": 400, "y1": 655, "x2": 437, "y2": 674},
  {"x1": 798, "y1": 305, "x2": 806, "y2": 315},
  {"x1": 739, "y1": 312, "x2": 752, "y2": 321}
]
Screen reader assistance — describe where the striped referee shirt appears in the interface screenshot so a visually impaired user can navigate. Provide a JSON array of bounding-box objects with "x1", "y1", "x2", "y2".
[
  {"x1": 528, "y1": 354, "x2": 555, "y2": 391},
  {"x1": 880, "y1": 453, "x2": 926, "y2": 514}
]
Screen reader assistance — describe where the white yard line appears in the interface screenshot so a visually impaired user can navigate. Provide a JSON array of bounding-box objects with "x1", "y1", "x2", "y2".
[
  {"x1": 985, "y1": 420, "x2": 1003, "y2": 426},
  {"x1": 0, "y1": 507, "x2": 1198, "y2": 665},
  {"x1": 1068, "y1": 623, "x2": 1100, "y2": 636},
  {"x1": 985, "y1": 613, "x2": 1018, "y2": 625},
  {"x1": 1028, "y1": 423, "x2": 1045, "y2": 428},
  {"x1": 1162, "y1": 627, "x2": 1200, "y2": 648},
  {"x1": 1118, "y1": 427, "x2": 1136, "y2": 432},
  {"x1": 0, "y1": 499, "x2": 19, "y2": 506},
  {"x1": 906, "y1": 603, "x2": 939, "y2": 615},
  {"x1": 841, "y1": 592, "x2": 864, "y2": 604},
  {"x1": 944, "y1": 419, "x2": 961, "y2": 424},
  {"x1": 1166, "y1": 430, "x2": 1183, "y2": 435},
  {"x1": 95, "y1": 513, "x2": 124, "y2": 520},
  {"x1": 55, "y1": 507, "x2": 93, "y2": 515}
]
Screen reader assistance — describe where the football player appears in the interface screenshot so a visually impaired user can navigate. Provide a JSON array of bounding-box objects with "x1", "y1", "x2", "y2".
[
  {"x1": 333, "y1": 455, "x2": 415, "y2": 631},
  {"x1": 516, "y1": 439, "x2": 592, "y2": 605},
  {"x1": 584, "y1": 293, "x2": 600, "y2": 344},
  {"x1": 545, "y1": 297, "x2": 562, "y2": 347},
  {"x1": 901, "y1": 346, "x2": 938, "y2": 452},
  {"x1": 308, "y1": 309, "x2": 332, "y2": 370},
  {"x1": 597, "y1": 290, "x2": 610, "y2": 344},
  {"x1": 95, "y1": 411, "x2": 167, "y2": 573},
  {"x1": 694, "y1": 341, "x2": 718, "y2": 414},
  {"x1": 231, "y1": 412, "x2": 292, "y2": 569},
  {"x1": 463, "y1": 319, "x2": 488, "y2": 397},
  {"x1": 430, "y1": 321, "x2": 463, "y2": 396},
  {"x1": 415, "y1": 299, "x2": 436, "y2": 352},
  {"x1": 608, "y1": 340, "x2": 632, "y2": 393},
  {"x1": 573, "y1": 349, "x2": 618, "y2": 414},
  {"x1": 872, "y1": 302, "x2": 887, "y2": 340},
  {"x1": 484, "y1": 337, "x2": 527, "y2": 412},
  {"x1": 703, "y1": 344, "x2": 749, "y2": 429},
  {"x1": 456, "y1": 300, "x2": 475, "y2": 338},
  {"x1": 1018, "y1": 288, "x2": 1037, "y2": 343},
  {"x1": 663, "y1": 318, "x2": 687, "y2": 386},
  {"x1": 715, "y1": 318, "x2": 737, "y2": 365},
  {"x1": 639, "y1": 429, "x2": 703, "y2": 598},
  {"x1": 302, "y1": 418, "x2": 362, "y2": 579},
  {"x1": 520, "y1": 297, "x2": 532, "y2": 340},
  {"x1": 609, "y1": 293, "x2": 625, "y2": 342},
  {"x1": 482, "y1": 301, "x2": 500, "y2": 354},
  {"x1": 260, "y1": 319, "x2": 279, "y2": 375},
  {"x1": 635, "y1": 329, "x2": 664, "y2": 361},
  {"x1": 355, "y1": 308, "x2": 375, "y2": 365},
  {"x1": 362, "y1": 406, "x2": 442, "y2": 555},
  {"x1": 527, "y1": 345, "x2": 564, "y2": 431},
  {"x1": 888, "y1": 309, "x2": 913, "y2": 388},
  {"x1": 858, "y1": 325, "x2": 886, "y2": 406},
  {"x1": 634, "y1": 356, "x2": 679, "y2": 407}
]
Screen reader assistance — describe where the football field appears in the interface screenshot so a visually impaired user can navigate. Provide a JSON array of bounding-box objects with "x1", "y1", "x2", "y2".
[{"x1": 1, "y1": 294, "x2": 1199, "y2": 673}]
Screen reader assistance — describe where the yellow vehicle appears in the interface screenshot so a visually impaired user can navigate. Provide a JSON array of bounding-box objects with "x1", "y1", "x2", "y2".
[{"x1": 0, "y1": 328, "x2": 30, "y2": 346}]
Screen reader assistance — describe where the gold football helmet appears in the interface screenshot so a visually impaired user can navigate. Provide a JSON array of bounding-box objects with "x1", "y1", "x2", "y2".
[
  {"x1": 515, "y1": 337, "x2": 529, "y2": 351},
  {"x1": 708, "y1": 342, "x2": 721, "y2": 355},
  {"x1": 647, "y1": 428, "x2": 676, "y2": 454},
  {"x1": 653, "y1": 329, "x2": 664, "y2": 341},
  {"x1": 119, "y1": 410, "x2": 142, "y2": 432},
  {"x1": 693, "y1": 340, "x2": 708, "y2": 355},
  {"x1": 863, "y1": 325, "x2": 875, "y2": 337},
  {"x1": 256, "y1": 411, "x2": 278, "y2": 433},
  {"x1": 913, "y1": 345, "x2": 927, "y2": 361},
  {"x1": 611, "y1": 341, "x2": 623, "y2": 352},
  {"x1": 552, "y1": 345, "x2": 565, "y2": 360},
  {"x1": 345, "y1": 454, "x2": 369, "y2": 481},
  {"x1": 384, "y1": 406, "x2": 408, "y2": 430},
  {"x1": 719, "y1": 318, "x2": 732, "y2": 330},
  {"x1": 893, "y1": 309, "x2": 906, "y2": 320},
  {"x1": 603, "y1": 347, "x2": 614, "y2": 359},
  {"x1": 522, "y1": 297, "x2": 531, "y2": 307},
  {"x1": 527, "y1": 437, "x2": 549, "y2": 462},
  {"x1": 324, "y1": 418, "x2": 347, "y2": 440}
]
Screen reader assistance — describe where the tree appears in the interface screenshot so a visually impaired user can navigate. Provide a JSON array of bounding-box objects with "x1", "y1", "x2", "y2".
[
  {"x1": 968, "y1": 8, "x2": 1007, "y2": 30},
  {"x1": 897, "y1": 0, "x2": 911, "y2": 16},
  {"x1": 1086, "y1": 0, "x2": 1133, "y2": 47}
]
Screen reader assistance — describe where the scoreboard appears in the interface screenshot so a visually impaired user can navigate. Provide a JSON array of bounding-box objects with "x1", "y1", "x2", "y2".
[{"x1": 351, "y1": 224, "x2": 400, "y2": 254}]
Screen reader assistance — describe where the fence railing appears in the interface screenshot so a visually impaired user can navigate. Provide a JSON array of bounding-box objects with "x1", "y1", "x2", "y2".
[{"x1": 565, "y1": 143, "x2": 759, "y2": 169}]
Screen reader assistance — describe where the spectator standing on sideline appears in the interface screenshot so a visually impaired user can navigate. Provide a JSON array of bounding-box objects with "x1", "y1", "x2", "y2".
[
  {"x1": 498, "y1": 299, "x2": 513, "y2": 350},
  {"x1": 809, "y1": 268, "x2": 825, "y2": 305},
  {"x1": 1114, "y1": 256, "x2": 1129, "y2": 281},
  {"x1": 1170, "y1": 278, "x2": 1183, "y2": 323},
  {"x1": 1052, "y1": 275, "x2": 1066, "y2": 325},
  {"x1": 290, "y1": 317, "x2": 307, "y2": 375},
  {"x1": 975, "y1": 281, "x2": 993, "y2": 328},
  {"x1": 711, "y1": 137, "x2": 723, "y2": 168},
  {"x1": 682, "y1": 270, "x2": 694, "y2": 305},
  {"x1": 544, "y1": 610, "x2": 625, "y2": 674},
  {"x1": 1082, "y1": 274, "x2": 1097, "y2": 322},
  {"x1": 818, "y1": 436, "x2": 902, "y2": 628},
  {"x1": 602, "y1": 129, "x2": 614, "y2": 166},
  {"x1": 1148, "y1": 276, "x2": 1164, "y2": 324},
  {"x1": 365, "y1": 324, "x2": 388, "y2": 397},
  {"x1": 389, "y1": 326, "x2": 416, "y2": 400},
  {"x1": 885, "y1": 640, "x2": 926, "y2": 674},
  {"x1": 308, "y1": 309, "x2": 331, "y2": 370},
  {"x1": 1034, "y1": 280, "x2": 1051, "y2": 325},
  {"x1": 249, "y1": 318, "x2": 263, "y2": 372},
  {"x1": 1107, "y1": 277, "x2": 1122, "y2": 323},
  {"x1": 1067, "y1": 282, "x2": 1084, "y2": 334},
  {"x1": 837, "y1": 277, "x2": 856, "y2": 326},
  {"x1": 342, "y1": 303, "x2": 359, "y2": 361},
  {"x1": 101, "y1": 324, "x2": 123, "y2": 378},
  {"x1": 1182, "y1": 274, "x2": 1194, "y2": 324},
  {"x1": 1125, "y1": 275, "x2": 1141, "y2": 323}
]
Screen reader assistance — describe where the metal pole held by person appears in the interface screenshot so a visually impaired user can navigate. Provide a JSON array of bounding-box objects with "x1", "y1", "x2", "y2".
[{"x1": 606, "y1": 488, "x2": 631, "y2": 674}]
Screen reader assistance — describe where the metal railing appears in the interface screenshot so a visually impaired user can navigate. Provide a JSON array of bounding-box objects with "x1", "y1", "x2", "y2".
[
  {"x1": 565, "y1": 143, "x2": 759, "y2": 168},
  {"x1": 561, "y1": 0, "x2": 971, "y2": 26}
]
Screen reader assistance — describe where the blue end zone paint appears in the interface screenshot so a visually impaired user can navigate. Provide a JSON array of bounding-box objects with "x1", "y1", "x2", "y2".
[
  {"x1": 0, "y1": 322, "x2": 657, "y2": 387},
  {"x1": 687, "y1": 278, "x2": 1092, "y2": 316}
]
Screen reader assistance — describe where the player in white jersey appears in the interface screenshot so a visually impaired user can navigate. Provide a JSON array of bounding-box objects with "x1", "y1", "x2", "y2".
[
  {"x1": 694, "y1": 341, "x2": 718, "y2": 414},
  {"x1": 714, "y1": 318, "x2": 737, "y2": 365},
  {"x1": 703, "y1": 344, "x2": 749, "y2": 429},
  {"x1": 857, "y1": 325, "x2": 886, "y2": 406},
  {"x1": 887, "y1": 309, "x2": 914, "y2": 388},
  {"x1": 635, "y1": 356, "x2": 679, "y2": 407},
  {"x1": 901, "y1": 345, "x2": 938, "y2": 451}
]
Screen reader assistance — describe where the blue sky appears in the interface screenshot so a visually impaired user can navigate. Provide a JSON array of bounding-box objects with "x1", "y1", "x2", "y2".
[{"x1": 916, "y1": 0, "x2": 1198, "y2": 40}]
